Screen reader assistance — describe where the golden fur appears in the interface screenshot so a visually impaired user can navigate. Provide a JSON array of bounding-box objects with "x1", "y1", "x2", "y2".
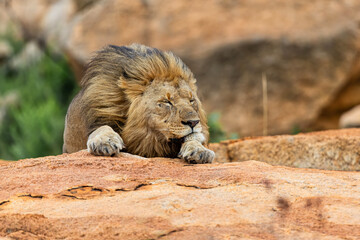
[{"x1": 63, "y1": 44, "x2": 214, "y2": 163}]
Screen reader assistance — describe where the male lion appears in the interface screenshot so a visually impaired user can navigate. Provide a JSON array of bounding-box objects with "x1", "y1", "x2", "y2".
[{"x1": 63, "y1": 44, "x2": 215, "y2": 164}]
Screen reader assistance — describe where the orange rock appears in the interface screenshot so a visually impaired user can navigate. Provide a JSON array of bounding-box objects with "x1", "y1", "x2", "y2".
[
  {"x1": 210, "y1": 128, "x2": 360, "y2": 170},
  {"x1": 1, "y1": 142, "x2": 360, "y2": 239},
  {"x1": 339, "y1": 105, "x2": 360, "y2": 128}
]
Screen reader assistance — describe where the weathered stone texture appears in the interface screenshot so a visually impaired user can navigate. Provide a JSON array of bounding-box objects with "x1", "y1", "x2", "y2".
[
  {"x1": 1, "y1": 142, "x2": 360, "y2": 239},
  {"x1": 210, "y1": 128, "x2": 360, "y2": 171}
]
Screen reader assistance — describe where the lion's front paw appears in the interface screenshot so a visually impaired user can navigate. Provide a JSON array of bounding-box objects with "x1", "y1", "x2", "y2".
[
  {"x1": 178, "y1": 140, "x2": 215, "y2": 164},
  {"x1": 87, "y1": 125, "x2": 125, "y2": 156}
]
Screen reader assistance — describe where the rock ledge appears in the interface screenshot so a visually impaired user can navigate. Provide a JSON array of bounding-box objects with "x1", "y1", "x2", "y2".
[
  {"x1": 210, "y1": 128, "x2": 360, "y2": 171},
  {"x1": 1, "y1": 148, "x2": 360, "y2": 239}
]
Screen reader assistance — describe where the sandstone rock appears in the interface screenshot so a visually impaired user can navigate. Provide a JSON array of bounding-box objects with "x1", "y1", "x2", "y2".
[
  {"x1": 0, "y1": 160, "x2": 10, "y2": 165},
  {"x1": 0, "y1": 1, "x2": 17, "y2": 37},
  {"x1": 5, "y1": 0, "x2": 53, "y2": 40},
  {"x1": 1, "y1": 150, "x2": 360, "y2": 239},
  {"x1": 339, "y1": 104, "x2": 360, "y2": 128},
  {"x1": 2, "y1": 0, "x2": 96, "y2": 46},
  {"x1": 63, "y1": 0, "x2": 360, "y2": 136},
  {"x1": 210, "y1": 128, "x2": 360, "y2": 171}
]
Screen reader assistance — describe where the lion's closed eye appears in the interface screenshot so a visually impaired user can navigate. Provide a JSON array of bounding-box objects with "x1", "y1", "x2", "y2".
[
  {"x1": 157, "y1": 100, "x2": 172, "y2": 109},
  {"x1": 158, "y1": 99, "x2": 173, "y2": 107},
  {"x1": 164, "y1": 100, "x2": 173, "y2": 106}
]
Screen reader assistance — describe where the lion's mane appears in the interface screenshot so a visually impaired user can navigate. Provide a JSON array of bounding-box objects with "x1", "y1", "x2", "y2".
[{"x1": 63, "y1": 44, "x2": 208, "y2": 157}]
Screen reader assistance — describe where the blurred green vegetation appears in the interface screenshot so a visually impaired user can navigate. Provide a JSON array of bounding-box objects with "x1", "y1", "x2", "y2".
[
  {"x1": 0, "y1": 35, "x2": 78, "y2": 160},
  {"x1": 208, "y1": 112, "x2": 239, "y2": 143}
]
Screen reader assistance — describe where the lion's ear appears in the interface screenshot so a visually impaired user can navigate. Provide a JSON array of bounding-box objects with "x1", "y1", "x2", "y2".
[{"x1": 118, "y1": 76, "x2": 149, "y2": 102}]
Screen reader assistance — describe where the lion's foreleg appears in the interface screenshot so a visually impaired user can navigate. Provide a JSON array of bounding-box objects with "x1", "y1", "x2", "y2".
[
  {"x1": 178, "y1": 132, "x2": 215, "y2": 164},
  {"x1": 87, "y1": 125, "x2": 125, "y2": 156}
]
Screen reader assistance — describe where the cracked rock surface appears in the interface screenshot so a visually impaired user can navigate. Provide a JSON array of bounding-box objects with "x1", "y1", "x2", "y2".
[{"x1": 1, "y1": 144, "x2": 360, "y2": 239}]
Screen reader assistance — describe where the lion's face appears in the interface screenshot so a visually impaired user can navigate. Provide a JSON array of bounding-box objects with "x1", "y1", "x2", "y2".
[{"x1": 141, "y1": 79, "x2": 203, "y2": 140}]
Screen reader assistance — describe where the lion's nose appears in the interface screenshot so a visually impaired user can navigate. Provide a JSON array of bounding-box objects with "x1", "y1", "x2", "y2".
[{"x1": 181, "y1": 120, "x2": 199, "y2": 128}]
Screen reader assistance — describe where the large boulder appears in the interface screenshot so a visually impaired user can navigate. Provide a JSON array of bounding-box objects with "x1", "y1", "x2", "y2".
[
  {"x1": 63, "y1": 0, "x2": 360, "y2": 136},
  {"x1": 1, "y1": 146, "x2": 360, "y2": 239},
  {"x1": 1, "y1": 0, "x2": 97, "y2": 47},
  {"x1": 339, "y1": 104, "x2": 360, "y2": 128},
  {"x1": 210, "y1": 128, "x2": 360, "y2": 171}
]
